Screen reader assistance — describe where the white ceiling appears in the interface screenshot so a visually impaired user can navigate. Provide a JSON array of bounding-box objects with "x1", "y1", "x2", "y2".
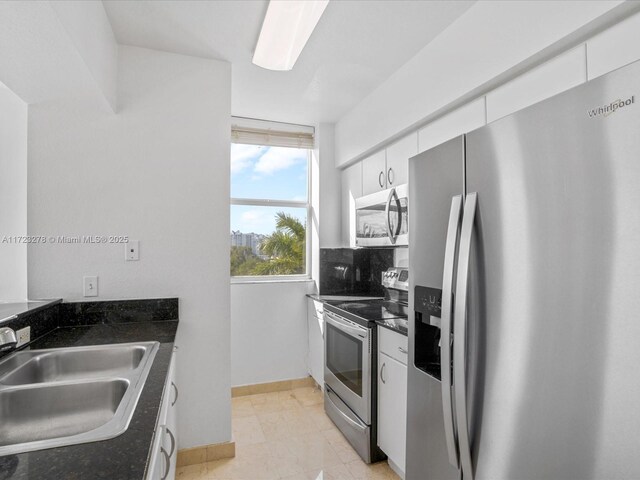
[{"x1": 102, "y1": 0, "x2": 474, "y2": 125}]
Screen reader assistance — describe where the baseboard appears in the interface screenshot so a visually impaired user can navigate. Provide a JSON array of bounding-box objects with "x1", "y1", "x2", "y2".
[
  {"x1": 231, "y1": 376, "x2": 316, "y2": 397},
  {"x1": 387, "y1": 458, "x2": 405, "y2": 480},
  {"x1": 177, "y1": 441, "x2": 235, "y2": 467}
]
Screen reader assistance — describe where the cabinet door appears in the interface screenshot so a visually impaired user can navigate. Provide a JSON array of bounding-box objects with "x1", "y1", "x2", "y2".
[
  {"x1": 587, "y1": 11, "x2": 640, "y2": 80},
  {"x1": 418, "y1": 97, "x2": 486, "y2": 154},
  {"x1": 377, "y1": 352, "x2": 407, "y2": 474},
  {"x1": 146, "y1": 350, "x2": 177, "y2": 480},
  {"x1": 386, "y1": 133, "x2": 417, "y2": 188},
  {"x1": 362, "y1": 150, "x2": 387, "y2": 195},
  {"x1": 486, "y1": 45, "x2": 585, "y2": 123},
  {"x1": 164, "y1": 350, "x2": 178, "y2": 480},
  {"x1": 341, "y1": 162, "x2": 363, "y2": 246},
  {"x1": 307, "y1": 299, "x2": 324, "y2": 387}
]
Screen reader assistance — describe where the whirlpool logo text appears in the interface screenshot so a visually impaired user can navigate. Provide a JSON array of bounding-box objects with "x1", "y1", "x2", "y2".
[{"x1": 588, "y1": 95, "x2": 635, "y2": 118}]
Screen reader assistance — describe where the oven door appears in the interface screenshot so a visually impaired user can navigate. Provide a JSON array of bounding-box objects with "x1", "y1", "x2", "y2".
[
  {"x1": 355, "y1": 184, "x2": 408, "y2": 247},
  {"x1": 324, "y1": 310, "x2": 371, "y2": 424}
]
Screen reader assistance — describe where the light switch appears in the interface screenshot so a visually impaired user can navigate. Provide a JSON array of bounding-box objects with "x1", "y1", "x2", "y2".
[
  {"x1": 126, "y1": 240, "x2": 140, "y2": 261},
  {"x1": 83, "y1": 276, "x2": 98, "y2": 297}
]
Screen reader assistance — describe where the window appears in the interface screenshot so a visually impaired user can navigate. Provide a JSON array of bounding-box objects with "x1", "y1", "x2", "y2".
[{"x1": 230, "y1": 118, "x2": 313, "y2": 279}]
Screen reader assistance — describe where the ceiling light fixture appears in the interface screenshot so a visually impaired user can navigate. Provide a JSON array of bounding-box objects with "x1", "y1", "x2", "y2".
[{"x1": 252, "y1": 0, "x2": 329, "y2": 71}]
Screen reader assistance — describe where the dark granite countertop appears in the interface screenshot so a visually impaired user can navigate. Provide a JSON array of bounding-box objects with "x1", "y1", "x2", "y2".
[
  {"x1": 0, "y1": 299, "x2": 61, "y2": 324},
  {"x1": 0, "y1": 305, "x2": 178, "y2": 480},
  {"x1": 376, "y1": 318, "x2": 408, "y2": 336}
]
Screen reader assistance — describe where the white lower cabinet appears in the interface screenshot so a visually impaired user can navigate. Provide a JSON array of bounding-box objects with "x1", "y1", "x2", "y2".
[
  {"x1": 307, "y1": 298, "x2": 324, "y2": 388},
  {"x1": 378, "y1": 329, "x2": 407, "y2": 478},
  {"x1": 146, "y1": 347, "x2": 179, "y2": 480}
]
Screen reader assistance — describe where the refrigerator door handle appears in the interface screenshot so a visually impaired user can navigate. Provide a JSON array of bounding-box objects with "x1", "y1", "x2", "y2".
[
  {"x1": 454, "y1": 192, "x2": 478, "y2": 480},
  {"x1": 440, "y1": 194, "x2": 463, "y2": 469}
]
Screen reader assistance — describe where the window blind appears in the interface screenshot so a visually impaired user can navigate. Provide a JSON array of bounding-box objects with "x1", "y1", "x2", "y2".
[{"x1": 231, "y1": 117, "x2": 314, "y2": 149}]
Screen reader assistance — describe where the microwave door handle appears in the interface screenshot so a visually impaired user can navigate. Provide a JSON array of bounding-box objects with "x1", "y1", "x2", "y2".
[
  {"x1": 441, "y1": 194, "x2": 463, "y2": 469},
  {"x1": 385, "y1": 187, "x2": 397, "y2": 244},
  {"x1": 454, "y1": 192, "x2": 478, "y2": 480},
  {"x1": 393, "y1": 189, "x2": 402, "y2": 236}
]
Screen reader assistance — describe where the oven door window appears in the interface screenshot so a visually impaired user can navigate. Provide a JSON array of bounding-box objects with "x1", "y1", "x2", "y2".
[{"x1": 326, "y1": 322, "x2": 363, "y2": 397}]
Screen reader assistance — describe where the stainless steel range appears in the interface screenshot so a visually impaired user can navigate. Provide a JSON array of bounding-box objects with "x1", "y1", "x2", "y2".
[{"x1": 323, "y1": 267, "x2": 408, "y2": 463}]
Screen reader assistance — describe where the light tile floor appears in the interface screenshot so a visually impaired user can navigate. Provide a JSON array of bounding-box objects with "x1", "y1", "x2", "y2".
[{"x1": 177, "y1": 386, "x2": 400, "y2": 480}]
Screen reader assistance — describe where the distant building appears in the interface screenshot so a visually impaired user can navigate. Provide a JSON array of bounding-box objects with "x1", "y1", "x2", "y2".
[{"x1": 230, "y1": 231, "x2": 265, "y2": 256}]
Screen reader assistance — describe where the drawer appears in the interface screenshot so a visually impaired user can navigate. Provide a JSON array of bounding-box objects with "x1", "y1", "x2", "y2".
[{"x1": 378, "y1": 327, "x2": 408, "y2": 365}]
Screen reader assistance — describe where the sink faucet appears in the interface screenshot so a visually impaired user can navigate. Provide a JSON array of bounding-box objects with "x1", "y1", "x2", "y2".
[{"x1": 0, "y1": 326, "x2": 17, "y2": 352}]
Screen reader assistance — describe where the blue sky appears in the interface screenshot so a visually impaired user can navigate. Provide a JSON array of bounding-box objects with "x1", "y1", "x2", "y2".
[{"x1": 231, "y1": 144, "x2": 308, "y2": 234}]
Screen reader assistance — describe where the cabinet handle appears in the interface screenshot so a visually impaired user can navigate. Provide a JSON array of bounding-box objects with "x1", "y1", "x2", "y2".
[
  {"x1": 380, "y1": 362, "x2": 386, "y2": 384},
  {"x1": 398, "y1": 346, "x2": 407, "y2": 355},
  {"x1": 160, "y1": 446, "x2": 171, "y2": 480},
  {"x1": 387, "y1": 167, "x2": 394, "y2": 185},
  {"x1": 171, "y1": 381, "x2": 178, "y2": 407},
  {"x1": 378, "y1": 171, "x2": 385, "y2": 188},
  {"x1": 166, "y1": 426, "x2": 176, "y2": 458}
]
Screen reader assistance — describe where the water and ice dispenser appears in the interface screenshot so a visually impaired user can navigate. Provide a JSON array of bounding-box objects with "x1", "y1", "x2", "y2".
[{"x1": 414, "y1": 286, "x2": 444, "y2": 380}]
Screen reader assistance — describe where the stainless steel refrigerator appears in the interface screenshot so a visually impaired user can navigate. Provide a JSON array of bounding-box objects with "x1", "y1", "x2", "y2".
[{"x1": 407, "y1": 59, "x2": 640, "y2": 480}]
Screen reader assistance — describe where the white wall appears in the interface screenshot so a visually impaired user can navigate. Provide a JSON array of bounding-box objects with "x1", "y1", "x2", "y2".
[
  {"x1": 27, "y1": 45, "x2": 231, "y2": 449},
  {"x1": 0, "y1": 1, "x2": 116, "y2": 112},
  {"x1": 0, "y1": 86, "x2": 28, "y2": 301},
  {"x1": 49, "y1": 0, "x2": 118, "y2": 112},
  {"x1": 335, "y1": 0, "x2": 630, "y2": 167},
  {"x1": 311, "y1": 123, "x2": 342, "y2": 282},
  {"x1": 230, "y1": 281, "x2": 314, "y2": 386},
  {"x1": 316, "y1": 124, "x2": 342, "y2": 249}
]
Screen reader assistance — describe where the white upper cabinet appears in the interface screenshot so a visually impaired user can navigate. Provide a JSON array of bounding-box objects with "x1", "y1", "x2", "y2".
[
  {"x1": 386, "y1": 132, "x2": 417, "y2": 189},
  {"x1": 418, "y1": 97, "x2": 486, "y2": 154},
  {"x1": 587, "y1": 11, "x2": 640, "y2": 80},
  {"x1": 341, "y1": 161, "x2": 362, "y2": 246},
  {"x1": 362, "y1": 150, "x2": 387, "y2": 195},
  {"x1": 486, "y1": 45, "x2": 586, "y2": 123}
]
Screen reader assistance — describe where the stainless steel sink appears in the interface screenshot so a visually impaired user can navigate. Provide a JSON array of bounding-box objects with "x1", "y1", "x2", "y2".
[
  {"x1": 0, "y1": 341, "x2": 159, "y2": 455},
  {"x1": 0, "y1": 343, "x2": 148, "y2": 385}
]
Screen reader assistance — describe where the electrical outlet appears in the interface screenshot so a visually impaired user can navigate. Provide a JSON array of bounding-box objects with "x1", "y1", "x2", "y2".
[
  {"x1": 16, "y1": 326, "x2": 30, "y2": 347},
  {"x1": 83, "y1": 275, "x2": 98, "y2": 297}
]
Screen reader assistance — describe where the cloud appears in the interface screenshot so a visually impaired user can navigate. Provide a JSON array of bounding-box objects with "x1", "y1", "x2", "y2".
[
  {"x1": 241, "y1": 210, "x2": 264, "y2": 222},
  {"x1": 238, "y1": 209, "x2": 274, "y2": 234},
  {"x1": 231, "y1": 144, "x2": 266, "y2": 175},
  {"x1": 254, "y1": 147, "x2": 307, "y2": 175}
]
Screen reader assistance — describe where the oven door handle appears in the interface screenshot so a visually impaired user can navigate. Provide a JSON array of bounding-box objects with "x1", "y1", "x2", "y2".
[{"x1": 325, "y1": 311, "x2": 367, "y2": 339}]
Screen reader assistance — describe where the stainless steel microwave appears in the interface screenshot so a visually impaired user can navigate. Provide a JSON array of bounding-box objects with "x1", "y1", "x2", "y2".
[{"x1": 355, "y1": 184, "x2": 408, "y2": 247}]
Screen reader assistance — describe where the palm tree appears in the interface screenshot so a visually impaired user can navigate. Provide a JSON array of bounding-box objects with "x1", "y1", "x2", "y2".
[{"x1": 254, "y1": 212, "x2": 305, "y2": 275}]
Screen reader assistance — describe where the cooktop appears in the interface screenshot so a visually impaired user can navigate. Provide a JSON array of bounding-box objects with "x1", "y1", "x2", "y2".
[{"x1": 324, "y1": 298, "x2": 407, "y2": 326}]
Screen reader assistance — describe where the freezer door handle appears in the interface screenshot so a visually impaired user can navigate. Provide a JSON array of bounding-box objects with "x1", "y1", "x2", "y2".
[
  {"x1": 454, "y1": 192, "x2": 478, "y2": 480},
  {"x1": 441, "y1": 194, "x2": 463, "y2": 468}
]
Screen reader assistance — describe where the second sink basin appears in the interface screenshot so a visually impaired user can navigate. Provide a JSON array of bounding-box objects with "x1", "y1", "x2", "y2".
[
  {"x1": 0, "y1": 341, "x2": 159, "y2": 456},
  {"x1": 0, "y1": 379, "x2": 128, "y2": 447},
  {"x1": 0, "y1": 344, "x2": 148, "y2": 385}
]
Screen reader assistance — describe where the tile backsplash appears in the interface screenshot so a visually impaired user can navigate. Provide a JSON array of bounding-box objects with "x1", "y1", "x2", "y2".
[{"x1": 319, "y1": 248, "x2": 394, "y2": 296}]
